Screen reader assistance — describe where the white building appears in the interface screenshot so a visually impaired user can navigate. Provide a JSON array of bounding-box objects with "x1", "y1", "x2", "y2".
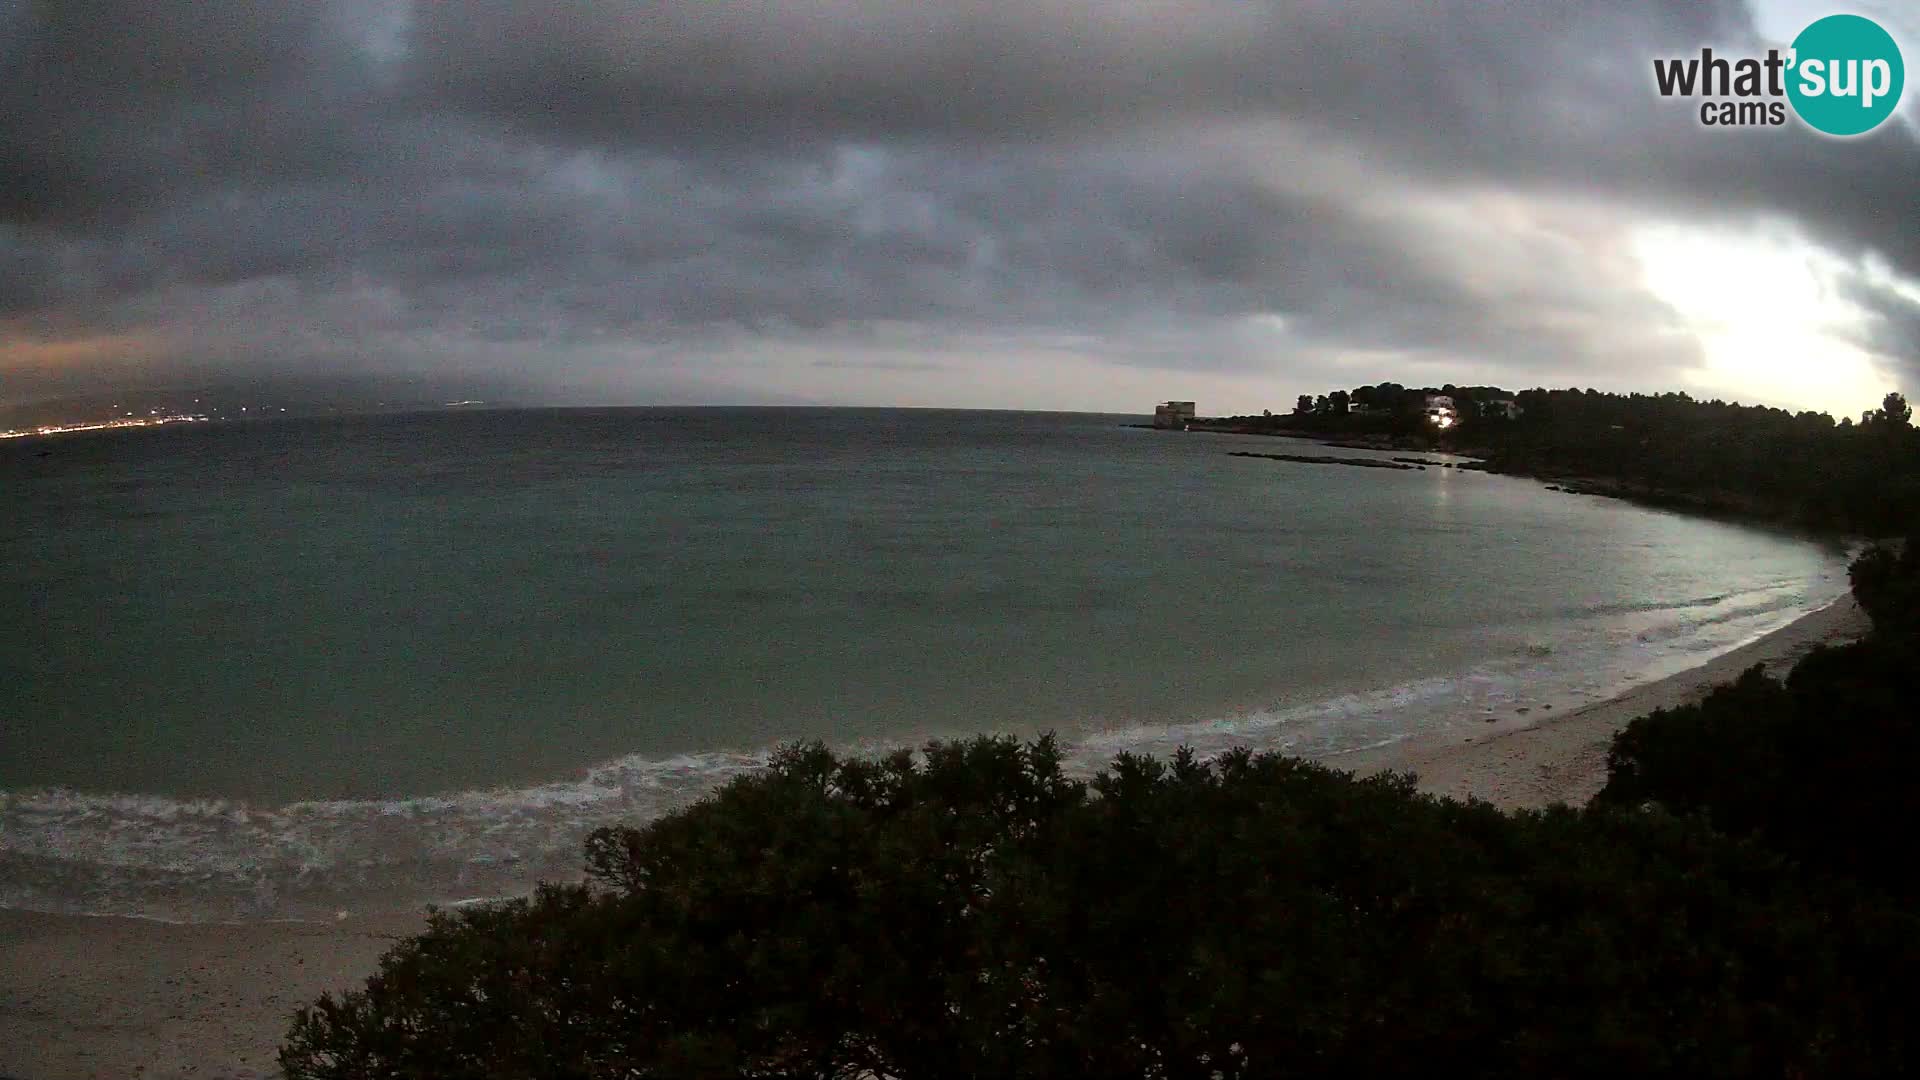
[{"x1": 1153, "y1": 401, "x2": 1197, "y2": 429}]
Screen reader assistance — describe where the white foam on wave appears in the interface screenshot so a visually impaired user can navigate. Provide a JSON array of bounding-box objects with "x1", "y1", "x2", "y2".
[
  {"x1": 0, "y1": 577, "x2": 1852, "y2": 922},
  {"x1": 0, "y1": 750, "x2": 772, "y2": 922},
  {"x1": 1066, "y1": 673, "x2": 1469, "y2": 767}
]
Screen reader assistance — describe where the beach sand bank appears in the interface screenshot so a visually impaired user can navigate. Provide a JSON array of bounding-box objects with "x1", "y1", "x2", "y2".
[
  {"x1": 0, "y1": 596, "x2": 1872, "y2": 1079},
  {"x1": 0, "y1": 909, "x2": 424, "y2": 1080},
  {"x1": 1342, "y1": 594, "x2": 1870, "y2": 808}
]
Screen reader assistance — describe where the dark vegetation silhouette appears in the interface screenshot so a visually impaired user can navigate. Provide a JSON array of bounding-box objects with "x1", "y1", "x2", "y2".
[
  {"x1": 1218, "y1": 385, "x2": 1919, "y2": 534},
  {"x1": 1600, "y1": 536, "x2": 1920, "y2": 898},
  {"x1": 282, "y1": 741, "x2": 1920, "y2": 1077},
  {"x1": 282, "y1": 540, "x2": 1920, "y2": 1078}
]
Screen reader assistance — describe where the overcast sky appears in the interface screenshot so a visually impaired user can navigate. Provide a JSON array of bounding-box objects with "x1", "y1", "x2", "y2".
[{"x1": 3, "y1": 0, "x2": 1917, "y2": 417}]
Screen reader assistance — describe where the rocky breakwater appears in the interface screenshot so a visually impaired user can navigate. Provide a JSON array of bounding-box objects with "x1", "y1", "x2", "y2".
[{"x1": 1227, "y1": 451, "x2": 1421, "y2": 470}]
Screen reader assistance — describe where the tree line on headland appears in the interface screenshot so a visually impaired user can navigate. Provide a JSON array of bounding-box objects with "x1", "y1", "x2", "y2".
[
  {"x1": 283, "y1": 535, "x2": 1920, "y2": 1076},
  {"x1": 1207, "y1": 383, "x2": 1919, "y2": 535}
]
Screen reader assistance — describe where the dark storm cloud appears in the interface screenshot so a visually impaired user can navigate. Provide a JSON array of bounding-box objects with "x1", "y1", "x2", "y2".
[
  {"x1": 0, "y1": 0, "x2": 356, "y2": 222},
  {"x1": 1841, "y1": 273, "x2": 1920, "y2": 388},
  {"x1": 1, "y1": 0, "x2": 1916, "y2": 406},
  {"x1": 402, "y1": 1, "x2": 1732, "y2": 146}
]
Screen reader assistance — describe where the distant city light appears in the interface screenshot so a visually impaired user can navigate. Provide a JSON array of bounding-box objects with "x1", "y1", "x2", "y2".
[{"x1": 0, "y1": 415, "x2": 212, "y2": 441}]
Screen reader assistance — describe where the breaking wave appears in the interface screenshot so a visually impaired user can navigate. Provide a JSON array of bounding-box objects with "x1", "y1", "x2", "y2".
[{"x1": 0, "y1": 580, "x2": 1847, "y2": 922}]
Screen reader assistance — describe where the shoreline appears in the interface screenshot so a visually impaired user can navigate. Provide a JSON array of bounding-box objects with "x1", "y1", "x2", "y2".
[
  {"x1": 1155, "y1": 421, "x2": 1870, "y2": 548},
  {"x1": 1193, "y1": 425, "x2": 1868, "y2": 546},
  {"x1": 0, "y1": 597, "x2": 1872, "y2": 1079},
  {"x1": 1339, "y1": 595, "x2": 1869, "y2": 808}
]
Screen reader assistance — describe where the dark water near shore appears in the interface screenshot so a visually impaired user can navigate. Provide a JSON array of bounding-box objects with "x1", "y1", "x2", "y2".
[{"x1": 0, "y1": 408, "x2": 1850, "y2": 918}]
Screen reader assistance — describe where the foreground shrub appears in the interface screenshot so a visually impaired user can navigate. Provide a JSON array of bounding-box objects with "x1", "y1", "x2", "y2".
[
  {"x1": 1848, "y1": 535, "x2": 1920, "y2": 638},
  {"x1": 284, "y1": 737, "x2": 1917, "y2": 1078},
  {"x1": 1600, "y1": 540, "x2": 1920, "y2": 897}
]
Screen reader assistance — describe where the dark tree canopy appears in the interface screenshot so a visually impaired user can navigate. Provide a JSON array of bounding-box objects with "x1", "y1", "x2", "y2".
[
  {"x1": 1215, "y1": 384, "x2": 1920, "y2": 534},
  {"x1": 1878, "y1": 391, "x2": 1911, "y2": 429},
  {"x1": 284, "y1": 735, "x2": 1920, "y2": 1077},
  {"x1": 1849, "y1": 537, "x2": 1920, "y2": 637},
  {"x1": 1600, "y1": 538, "x2": 1920, "y2": 897}
]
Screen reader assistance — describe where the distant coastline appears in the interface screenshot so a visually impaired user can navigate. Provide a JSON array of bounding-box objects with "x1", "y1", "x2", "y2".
[
  {"x1": 1138, "y1": 418, "x2": 1871, "y2": 543},
  {"x1": 0, "y1": 414, "x2": 211, "y2": 442},
  {"x1": 1151, "y1": 386, "x2": 1920, "y2": 541}
]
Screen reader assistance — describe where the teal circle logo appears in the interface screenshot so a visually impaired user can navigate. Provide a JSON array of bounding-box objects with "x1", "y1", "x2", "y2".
[{"x1": 1787, "y1": 14, "x2": 1905, "y2": 136}]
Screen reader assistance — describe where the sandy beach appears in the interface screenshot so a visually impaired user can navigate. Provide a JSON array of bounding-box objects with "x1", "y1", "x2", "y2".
[
  {"x1": 0, "y1": 597, "x2": 1871, "y2": 1079},
  {"x1": 1342, "y1": 595, "x2": 1869, "y2": 809},
  {"x1": 0, "y1": 910, "x2": 424, "y2": 1080}
]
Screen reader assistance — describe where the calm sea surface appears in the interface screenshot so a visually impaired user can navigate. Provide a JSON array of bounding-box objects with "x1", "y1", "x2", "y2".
[{"x1": 0, "y1": 408, "x2": 1851, "y2": 918}]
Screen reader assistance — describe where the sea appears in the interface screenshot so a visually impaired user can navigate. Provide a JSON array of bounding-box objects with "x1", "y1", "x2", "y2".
[{"x1": 0, "y1": 408, "x2": 1853, "y2": 921}]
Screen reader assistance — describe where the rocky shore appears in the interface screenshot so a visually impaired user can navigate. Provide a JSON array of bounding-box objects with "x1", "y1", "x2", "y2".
[{"x1": 1226, "y1": 450, "x2": 1421, "y2": 470}]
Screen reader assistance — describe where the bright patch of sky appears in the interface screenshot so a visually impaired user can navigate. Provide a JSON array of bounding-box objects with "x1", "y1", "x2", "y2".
[{"x1": 1634, "y1": 220, "x2": 1901, "y2": 417}]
